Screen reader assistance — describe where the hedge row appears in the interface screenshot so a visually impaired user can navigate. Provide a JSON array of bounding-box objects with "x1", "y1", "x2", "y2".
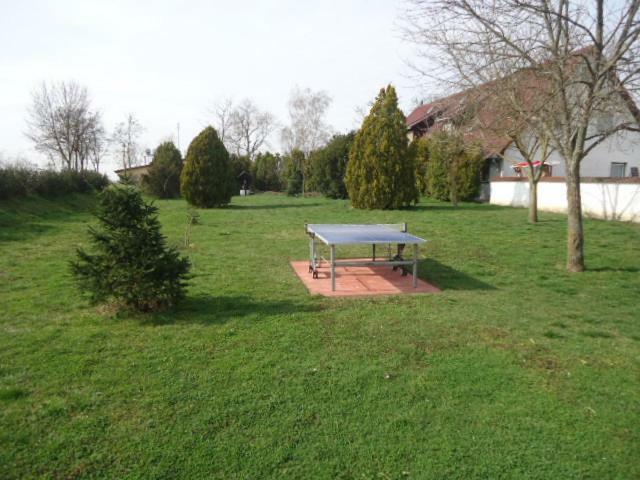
[{"x1": 0, "y1": 166, "x2": 110, "y2": 200}]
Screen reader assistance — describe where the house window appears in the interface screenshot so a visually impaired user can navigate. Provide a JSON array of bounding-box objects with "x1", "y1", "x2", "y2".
[{"x1": 610, "y1": 162, "x2": 626, "y2": 178}]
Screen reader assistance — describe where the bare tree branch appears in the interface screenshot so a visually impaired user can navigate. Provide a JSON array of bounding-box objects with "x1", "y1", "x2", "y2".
[{"x1": 25, "y1": 81, "x2": 106, "y2": 171}]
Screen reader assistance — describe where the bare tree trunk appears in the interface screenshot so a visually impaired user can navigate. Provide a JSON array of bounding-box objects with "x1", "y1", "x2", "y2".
[
  {"x1": 529, "y1": 180, "x2": 538, "y2": 223},
  {"x1": 565, "y1": 161, "x2": 585, "y2": 272}
]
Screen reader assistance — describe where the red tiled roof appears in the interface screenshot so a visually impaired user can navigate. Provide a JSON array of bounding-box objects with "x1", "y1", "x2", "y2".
[
  {"x1": 407, "y1": 47, "x2": 640, "y2": 157},
  {"x1": 406, "y1": 84, "x2": 514, "y2": 157}
]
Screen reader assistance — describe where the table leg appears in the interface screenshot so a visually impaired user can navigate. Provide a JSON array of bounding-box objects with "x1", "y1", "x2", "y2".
[
  {"x1": 413, "y1": 244, "x2": 418, "y2": 288},
  {"x1": 330, "y1": 244, "x2": 336, "y2": 291}
]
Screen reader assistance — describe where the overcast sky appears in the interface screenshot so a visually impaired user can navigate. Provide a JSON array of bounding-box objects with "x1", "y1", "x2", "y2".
[{"x1": 0, "y1": 0, "x2": 430, "y2": 174}]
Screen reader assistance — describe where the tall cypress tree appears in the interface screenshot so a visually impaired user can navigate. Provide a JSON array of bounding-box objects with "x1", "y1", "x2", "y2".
[
  {"x1": 180, "y1": 126, "x2": 235, "y2": 207},
  {"x1": 345, "y1": 85, "x2": 417, "y2": 209},
  {"x1": 142, "y1": 141, "x2": 183, "y2": 198}
]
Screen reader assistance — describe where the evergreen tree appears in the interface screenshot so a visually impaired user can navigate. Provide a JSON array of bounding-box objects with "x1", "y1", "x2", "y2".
[
  {"x1": 309, "y1": 132, "x2": 355, "y2": 199},
  {"x1": 345, "y1": 85, "x2": 418, "y2": 209},
  {"x1": 426, "y1": 132, "x2": 483, "y2": 204},
  {"x1": 283, "y1": 149, "x2": 305, "y2": 196},
  {"x1": 252, "y1": 151, "x2": 283, "y2": 191},
  {"x1": 180, "y1": 126, "x2": 235, "y2": 207},
  {"x1": 412, "y1": 136, "x2": 430, "y2": 195},
  {"x1": 142, "y1": 141, "x2": 183, "y2": 198},
  {"x1": 70, "y1": 185, "x2": 190, "y2": 312}
]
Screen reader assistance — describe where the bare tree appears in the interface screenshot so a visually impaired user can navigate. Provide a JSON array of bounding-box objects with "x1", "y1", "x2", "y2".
[
  {"x1": 112, "y1": 114, "x2": 145, "y2": 173},
  {"x1": 281, "y1": 87, "x2": 333, "y2": 195},
  {"x1": 208, "y1": 97, "x2": 234, "y2": 144},
  {"x1": 469, "y1": 71, "x2": 558, "y2": 223},
  {"x1": 26, "y1": 81, "x2": 105, "y2": 171},
  {"x1": 208, "y1": 98, "x2": 277, "y2": 160},
  {"x1": 227, "y1": 99, "x2": 277, "y2": 160},
  {"x1": 402, "y1": 0, "x2": 640, "y2": 272}
]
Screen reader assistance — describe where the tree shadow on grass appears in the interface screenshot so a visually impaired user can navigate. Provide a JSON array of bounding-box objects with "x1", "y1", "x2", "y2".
[
  {"x1": 411, "y1": 203, "x2": 506, "y2": 212},
  {"x1": 147, "y1": 294, "x2": 319, "y2": 326},
  {"x1": 588, "y1": 266, "x2": 640, "y2": 273},
  {"x1": 420, "y1": 258, "x2": 496, "y2": 291},
  {"x1": 226, "y1": 203, "x2": 323, "y2": 210}
]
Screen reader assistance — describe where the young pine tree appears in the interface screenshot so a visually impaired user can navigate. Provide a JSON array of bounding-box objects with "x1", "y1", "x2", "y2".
[
  {"x1": 70, "y1": 186, "x2": 190, "y2": 312},
  {"x1": 345, "y1": 85, "x2": 418, "y2": 209},
  {"x1": 142, "y1": 141, "x2": 183, "y2": 198},
  {"x1": 180, "y1": 126, "x2": 235, "y2": 207}
]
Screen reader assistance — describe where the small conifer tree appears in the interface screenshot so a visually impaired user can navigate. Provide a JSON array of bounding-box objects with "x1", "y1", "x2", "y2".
[
  {"x1": 253, "y1": 152, "x2": 283, "y2": 191},
  {"x1": 142, "y1": 141, "x2": 183, "y2": 198},
  {"x1": 412, "y1": 136, "x2": 430, "y2": 195},
  {"x1": 70, "y1": 186, "x2": 190, "y2": 312},
  {"x1": 283, "y1": 149, "x2": 305, "y2": 196},
  {"x1": 180, "y1": 126, "x2": 234, "y2": 207},
  {"x1": 345, "y1": 85, "x2": 417, "y2": 209},
  {"x1": 426, "y1": 132, "x2": 483, "y2": 204},
  {"x1": 309, "y1": 132, "x2": 355, "y2": 199}
]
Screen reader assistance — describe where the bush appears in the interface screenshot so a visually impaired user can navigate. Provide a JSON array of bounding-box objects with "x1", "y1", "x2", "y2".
[
  {"x1": 70, "y1": 185, "x2": 190, "y2": 312},
  {"x1": 426, "y1": 132, "x2": 483, "y2": 203},
  {"x1": 142, "y1": 141, "x2": 183, "y2": 198},
  {"x1": 283, "y1": 149, "x2": 304, "y2": 196},
  {"x1": 0, "y1": 165, "x2": 109, "y2": 200},
  {"x1": 345, "y1": 85, "x2": 418, "y2": 209},
  {"x1": 309, "y1": 132, "x2": 355, "y2": 199},
  {"x1": 180, "y1": 126, "x2": 235, "y2": 207},
  {"x1": 252, "y1": 152, "x2": 283, "y2": 191},
  {"x1": 412, "y1": 136, "x2": 430, "y2": 195},
  {"x1": 0, "y1": 165, "x2": 31, "y2": 199}
]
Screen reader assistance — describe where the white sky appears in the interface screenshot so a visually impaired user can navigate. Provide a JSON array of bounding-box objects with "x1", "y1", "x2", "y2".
[{"x1": 0, "y1": 0, "x2": 427, "y2": 174}]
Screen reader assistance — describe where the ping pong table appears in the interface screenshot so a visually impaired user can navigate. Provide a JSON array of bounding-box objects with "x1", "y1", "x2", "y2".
[{"x1": 305, "y1": 223, "x2": 427, "y2": 291}]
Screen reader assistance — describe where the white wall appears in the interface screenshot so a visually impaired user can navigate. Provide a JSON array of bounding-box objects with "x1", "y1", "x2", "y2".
[
  {"x1": 499, "y1": 129, "x2": 640, "y2": 178},
  {"x1": 490, "y1": 179, "x2": 640, "y2": 222}
]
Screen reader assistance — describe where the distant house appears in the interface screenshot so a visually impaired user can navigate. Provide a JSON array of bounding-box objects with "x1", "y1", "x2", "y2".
[
  {"x1": 406, "y1": 77, "x2": 640, "y2": 200},
  {"x1": 114, "y1": 164, "x2": 152, "y2": 183}
]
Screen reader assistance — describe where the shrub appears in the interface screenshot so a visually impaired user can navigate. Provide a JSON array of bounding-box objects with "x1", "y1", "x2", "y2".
[
  {"x1": 180, "y1": 126, "x2": 235, "y2": 207},
  {"x1": 426, "y1": 132, "x2": 483, "y2": 203},
  {"x1": 283, "y1": 149, "x2": 304, "y2": 195},
  {"x1": 345, "y1": 85, "x2": 418, "y2": 209},
  {"x1": 142, "y1": 141, "x2": 183, "y2": 198},
  {"x1": 412, "y1": 136, "x2": 430, "y2": 195},
  {"x1": 309, "y1": 132, "x2": 355, "y2": 199},
  {"x1": 0, "y1": 165, "x2": 109, "y2": 200},
  {"x1": 70, "y1": 185, "x2": 190, "y2": 312},
  {"x1": 252, "y1": 152, "x2": 283, "y2": 191},
  {"x1": 0, "y1": 165, "x2": 32, "y2": 199}
]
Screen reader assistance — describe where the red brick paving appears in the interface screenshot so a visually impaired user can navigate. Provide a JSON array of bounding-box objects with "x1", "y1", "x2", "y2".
[{"x1": 290, "y1": 259, "x2": 441, "y2": 297}]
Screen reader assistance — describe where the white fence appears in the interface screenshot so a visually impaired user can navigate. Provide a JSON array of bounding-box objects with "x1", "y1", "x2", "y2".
[{"x1": 490, "y1": 178, "x2": 640, "y2": 223}]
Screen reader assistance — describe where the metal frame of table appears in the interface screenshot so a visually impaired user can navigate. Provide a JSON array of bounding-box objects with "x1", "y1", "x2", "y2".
[{"x1": 304, "y1": 223, "x2": 427, "y2": 291}]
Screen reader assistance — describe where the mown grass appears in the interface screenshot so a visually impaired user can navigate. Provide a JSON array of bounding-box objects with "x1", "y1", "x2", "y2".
[{"x1": 0, "y1": 192, "x2": 639, "y2": 479}]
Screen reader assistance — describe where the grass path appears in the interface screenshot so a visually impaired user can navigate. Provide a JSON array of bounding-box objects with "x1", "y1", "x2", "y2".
[{"x1": 1, "y1": 193, "x2": 639, "y2": 478}]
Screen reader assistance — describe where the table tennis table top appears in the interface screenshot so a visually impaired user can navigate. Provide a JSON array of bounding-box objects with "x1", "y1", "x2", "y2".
[{"x1": 306, "y1": 224, "x2": 426, "y2": 246}]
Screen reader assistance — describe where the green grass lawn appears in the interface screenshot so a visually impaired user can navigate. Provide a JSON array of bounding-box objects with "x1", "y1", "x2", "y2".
[{"x1": 1, "y1": 192, "x2": 639, "y2": 479}]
